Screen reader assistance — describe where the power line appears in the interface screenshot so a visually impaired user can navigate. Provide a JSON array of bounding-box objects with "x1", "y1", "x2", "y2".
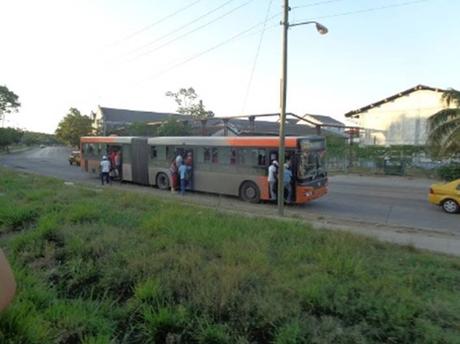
[
  {"x1": 292, "y1": 0, "x2": 346, "y2": 10},
  {"x1": 139, "y1": 19, "x2": 280, "y2": 83},
  {"x1": 241, "y1": 0, "x2": 274, "y2": 112},
  {"x1": 299, "y1": 0, "x2": 431, "y2": 20},
  {"x1": 126, "y1": 0, "x2": 236, "y2": 57},
  {"x1": 128, "y1": 0, "x2": 256, "y2": 63},
  {"x1": 136, "y1": 0, "x2": 431, "y2": 84},
  {"x1": 114, "y1": 0, "x2": 203, "y2": 44}
]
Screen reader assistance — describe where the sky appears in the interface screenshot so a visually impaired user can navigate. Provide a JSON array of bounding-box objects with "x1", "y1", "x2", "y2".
[{"x1": 0, "y1": 0, "x2": 459, "y2": 133}]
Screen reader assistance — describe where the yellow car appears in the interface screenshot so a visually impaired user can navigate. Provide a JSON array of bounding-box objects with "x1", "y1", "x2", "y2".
[{"x1": 428, "y1": 179, "x2": 460, "y2": 214}]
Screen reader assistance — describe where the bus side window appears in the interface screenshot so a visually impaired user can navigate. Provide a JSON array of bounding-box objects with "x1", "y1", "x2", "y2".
[
  {"x1": 203, "y1": 148, "x2": 211, "y2": 163},
  {"x1": 239, "y1": 149, "x2": 258, "y2": 166},
  {"x1": 230, "y1": 149, "x2": 237, "y2": 165},
  {"x1": 166, "y1": 146, "x2": 175, "y2": 162},
  {"x1": 157, "y1": 146, "x2": 166, "y2": 160},
  {"x1": 151, "y1": 146, "x2": 157, "y2": 159},
  {"x1": 123, "y1": 145, "x2": 131, "y2": 163},
  {"x1": 212, "y1": 148, "x2": 218, "y2": 163},
  {"x1": 257, "y1": 149, "x2": 266, "y2": 166}
]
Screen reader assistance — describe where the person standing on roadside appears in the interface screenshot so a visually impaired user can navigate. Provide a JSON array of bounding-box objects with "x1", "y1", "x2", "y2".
[
  {"x1": 268, "y1": 160, "x2": 278, "y2": 201},
  {"x1": 100, "y1": 155, "x2": 111, "y2": 185},
  {"x1": 0, "y1": 248, "x2": 16, "y2": 311}
]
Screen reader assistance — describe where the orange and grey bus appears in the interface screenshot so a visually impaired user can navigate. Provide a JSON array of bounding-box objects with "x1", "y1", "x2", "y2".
[{"x1": 80, "y1": 136, "x2": 327, "y2": 204}]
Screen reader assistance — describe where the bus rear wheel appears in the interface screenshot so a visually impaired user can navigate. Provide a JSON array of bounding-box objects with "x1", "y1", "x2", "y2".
[
  {"x1": 240, "y1": 181, "x2": 260, "y2": 203},
  {"x1": 156, "y1": 173, "x2": 170, "y2": 190}
]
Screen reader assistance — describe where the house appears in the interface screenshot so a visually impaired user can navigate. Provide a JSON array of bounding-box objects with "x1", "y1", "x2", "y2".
[
  {"x1": 92, "y1": 107, "x2": 323, "y2": 137},
  {"x1": 344, "y1": 85, "x2": 449, "y2": 145},
  {"x1": 93, "y1": 106, "x2": 183, "y2": 135},
  {"x1": 208, "y1": 116, "x2": 318, "y2": 137},
  {"x1": 296, "y1": 114, "x2": 346, "y2": 136}
]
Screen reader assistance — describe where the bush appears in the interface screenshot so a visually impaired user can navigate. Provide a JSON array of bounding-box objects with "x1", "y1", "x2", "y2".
[{"x1": 438, "y1": 163, "x2": 460, "y2": 181}]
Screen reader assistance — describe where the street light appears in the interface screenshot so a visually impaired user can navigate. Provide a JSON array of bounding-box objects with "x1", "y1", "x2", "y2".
[{"x1": 277, "y1": 1, "x2": 328, "y2": 216}]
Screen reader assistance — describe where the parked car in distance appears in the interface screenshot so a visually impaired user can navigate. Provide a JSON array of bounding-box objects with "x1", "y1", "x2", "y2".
[
  {"x1": 428, "y1": 179, "x2": 460, "y2": 214},
  {"x1": 69, "y1": 151, "x2": 81, "y2": 166},
  {"x1": 40, "y1": 144, "x2": 46, "y2": 148}
]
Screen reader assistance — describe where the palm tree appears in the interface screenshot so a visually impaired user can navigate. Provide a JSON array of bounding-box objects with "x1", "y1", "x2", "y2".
[{"x1": 427, "y1": 89, "x2": 460, "y2": 156}]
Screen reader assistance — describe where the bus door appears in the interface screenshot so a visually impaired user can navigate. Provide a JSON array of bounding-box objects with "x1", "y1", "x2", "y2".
[
  {"x1": 131, "y1": 138, "x2": 149, "y2": 185},
  {"x1": 107, "y1": 145, "x2": 122, "y2": 180},
  {"x1": 184, "y1": 149, "x2": 193, "y2": 190}
]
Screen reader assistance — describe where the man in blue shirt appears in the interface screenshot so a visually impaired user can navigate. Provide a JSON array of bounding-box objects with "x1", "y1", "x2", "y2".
[{"x1": 178, "y1": 161, "x2": 190, "y2": 195}]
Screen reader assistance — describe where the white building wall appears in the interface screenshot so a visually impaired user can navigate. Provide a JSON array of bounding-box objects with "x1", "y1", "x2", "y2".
[{"x1": 354, "y1": 90, "x2": 448, "y2": 145}]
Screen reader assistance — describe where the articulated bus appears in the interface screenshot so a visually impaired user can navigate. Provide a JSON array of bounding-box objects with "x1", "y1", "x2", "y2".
[{"x1": 80, "y1": 136, "x2": 328, "y2": 204}]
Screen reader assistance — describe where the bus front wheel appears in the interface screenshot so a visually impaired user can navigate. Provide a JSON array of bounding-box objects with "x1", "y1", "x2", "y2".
[
  {"x1": 240, "y1": 181, "x2": 260, "y2": 203},
  {"x1": 156, "y1": 173, "x2": 170, "y2": 190}
]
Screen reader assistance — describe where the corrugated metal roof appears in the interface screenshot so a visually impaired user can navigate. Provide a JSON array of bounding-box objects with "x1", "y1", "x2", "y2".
[
  {"x1": 100, "y1": 107, "x2": 184, "y2": 123},
  {"x1": 304, "y1": 114, "x2": 344, "y2": 126},
  {"x1": 344, "y1": 84, "x2": 445, "y2": 118}
]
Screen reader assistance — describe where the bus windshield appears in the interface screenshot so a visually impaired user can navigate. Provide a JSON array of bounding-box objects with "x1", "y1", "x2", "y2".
[{"x1": 297, "y1": 139, "x2": 326, "y2": 181}]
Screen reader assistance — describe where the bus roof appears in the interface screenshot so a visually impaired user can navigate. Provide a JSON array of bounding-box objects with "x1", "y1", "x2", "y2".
[
  {"x1": 80, "y1": 136, "x2": 135, "y2": 144},
  {"x1": 147, "y1": 136, "x2": 322, "y2": 148},
  {"x1": 81, "y1": 136, "x2": 323, "y2": 148}
]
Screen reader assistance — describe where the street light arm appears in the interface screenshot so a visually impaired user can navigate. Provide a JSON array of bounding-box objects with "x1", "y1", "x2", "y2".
[{"x1": 289, "y1": 21, "x2": 328, "y2": 35}]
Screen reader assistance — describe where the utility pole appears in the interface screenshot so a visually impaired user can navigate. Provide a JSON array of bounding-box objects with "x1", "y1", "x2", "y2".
[
  {"x1": 276, "y1": 3, "x2": 328, "y2": 216},
  {"x1": 277, "y1": 0, "x2": 289, "y2": 216}
]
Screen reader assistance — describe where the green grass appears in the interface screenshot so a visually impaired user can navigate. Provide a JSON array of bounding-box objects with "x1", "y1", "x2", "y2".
[{"x1": 0, "y1": 168, "x2": 459, "y2": 343}]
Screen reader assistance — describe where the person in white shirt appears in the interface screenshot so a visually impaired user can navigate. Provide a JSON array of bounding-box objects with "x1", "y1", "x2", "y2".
[
  {"x1": 268, "y1": 160, "x2": 278, "y2": 201},
  {"x1": 100, "y1": 155, "x2": 111, "y2": 185}
]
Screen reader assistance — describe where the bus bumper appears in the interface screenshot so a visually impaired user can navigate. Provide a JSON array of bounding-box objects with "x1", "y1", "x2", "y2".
[{"x1": 295, "y1": 185, "x2": 328, "y2": 204}]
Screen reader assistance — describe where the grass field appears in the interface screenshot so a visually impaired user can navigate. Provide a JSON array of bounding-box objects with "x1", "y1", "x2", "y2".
[{"x1": 0, "y1": 168, "x2": 459, "y2": 343}]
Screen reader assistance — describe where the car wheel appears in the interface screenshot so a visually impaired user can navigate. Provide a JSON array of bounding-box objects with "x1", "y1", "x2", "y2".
[
  {"x1": 441, "y1": 199, "x2": 459, "y2": 214},
  {"x1": 240, "y1": 181, "x2": 260, "y2": 203},
  {"x1": 156, "y1": 172, "x2": 170, "y2": 190}
]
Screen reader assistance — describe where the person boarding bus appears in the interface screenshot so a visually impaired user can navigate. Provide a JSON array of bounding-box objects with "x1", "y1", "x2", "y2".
[
  {"x1": 268, "y1": 160, "x2": 278, "y2": 201},
  {"x1": 100, "y1": 155, "x2": 111, "y2": 185}
]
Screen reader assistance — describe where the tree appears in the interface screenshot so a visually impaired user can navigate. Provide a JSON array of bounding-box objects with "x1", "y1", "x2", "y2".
[
  {"x1": 21, "y1": 131, "x2": 58, "y2": 146},
  {"x1": 55, "y1": 108, "x2": 93, "y2": 147},
  {"x1": 166, "y1": 87, "x2": 214, "y2": 120},
  {"x1": 427, "y1": 89, "x2": 460, "y2": 156},
  {"x1": 0, "y1": 127, "x2": 23, "y2": 152},
  {"x1": 0, "y1": 86, "x2": 21, "y2": 126},
  {"x1": 157, "y1": 119, "x2": 192, "y2": 136},
  {"x1": 115, "y1": 122, "x2": 158, "y2": 137}
]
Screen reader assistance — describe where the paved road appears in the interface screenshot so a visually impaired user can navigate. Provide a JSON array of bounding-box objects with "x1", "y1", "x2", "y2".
[{"x1": 1, "y1": 146, "x2": 458, "y2": 238}]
